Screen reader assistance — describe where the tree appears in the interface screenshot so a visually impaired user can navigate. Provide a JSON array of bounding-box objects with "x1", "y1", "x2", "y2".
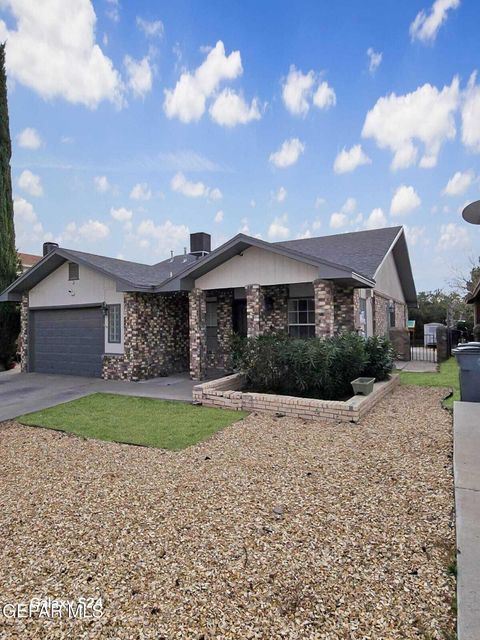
[
  {"x1": 409, "y1": 289, "x2": 474, "y2": 338},
  {"x1": 0, "y1": 42, "x2": 19, "y2": 369}
]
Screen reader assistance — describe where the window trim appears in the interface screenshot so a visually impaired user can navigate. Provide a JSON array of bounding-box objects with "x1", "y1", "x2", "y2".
[
  {"x1": 68, "y1": 262, "x2": 79, "y2": 281},
  {"x1": 287, "y1": 297, "x2": 316, "y2": 338},
  {"x1": 107, "y1": 304, "x2": 121, "y2": 344}
]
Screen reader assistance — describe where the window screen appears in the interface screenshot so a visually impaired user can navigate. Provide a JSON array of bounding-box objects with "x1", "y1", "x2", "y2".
[
  {"x1": 288, "y1": 298, "x2": 315, "y2": 338},
  {"x1": 108, "y1": 304, "x2": 121, "y2": 343}
]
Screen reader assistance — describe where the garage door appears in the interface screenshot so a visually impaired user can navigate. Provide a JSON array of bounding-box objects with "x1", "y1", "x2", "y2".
[{"x1": 30, "y1": 307, "x2": 104, "y2": 377}]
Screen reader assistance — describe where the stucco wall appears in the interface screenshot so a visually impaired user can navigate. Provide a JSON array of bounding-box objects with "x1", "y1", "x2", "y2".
[
  {"x1": 374, "y1": 251, "x2": 405, "y2": 303},
  {"x1": 28, "y1": 261, "x2": 124, "y2": 354},
  {"x1": 195, "y1": 245, "x2": 320, "y2": 290}
]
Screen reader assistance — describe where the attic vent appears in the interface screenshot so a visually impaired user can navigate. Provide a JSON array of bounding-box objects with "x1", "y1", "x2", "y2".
[{"x1": 68, "y1": 262, "x2": 79, "y2": 281}]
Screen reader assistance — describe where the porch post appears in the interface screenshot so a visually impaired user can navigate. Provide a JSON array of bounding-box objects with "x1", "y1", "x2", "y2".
[
  {"x1": 20, "y1": 293, "x2": 29, "y2": 372},
  {"x1": 313, "y1": 279, "x2": 334, "y2": 337},
  {"x1": 189, "y1": 288, "x2": 207, "y2": 380},
  {"x1": 245, "y1": 284, "x2": 263, "y2": 337},
  {"x1": 333, "y1": 285, "x2": 356, "y2": 334}
]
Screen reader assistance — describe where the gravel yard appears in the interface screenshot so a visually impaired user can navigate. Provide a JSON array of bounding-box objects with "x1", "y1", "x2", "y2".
[{"x1": 0, "y1": 386, "x2": 455, "y2": 639}]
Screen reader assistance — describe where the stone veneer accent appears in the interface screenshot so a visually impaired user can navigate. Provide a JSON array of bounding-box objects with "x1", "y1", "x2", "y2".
[
  {"x1": 261, "y1": 285, "x2": 288, "y2": 334},
  {"x1": 313, "y1": 280, "x2": 334, "y2": 337},
  {"x1": 245, "y1": 284, "x2": 263, "y2": 337},
  {"x1": 189, "y1": 288, "x2": 207, "y2": 381},
  {"x1": 193, "y1": 372, "x2": 400, "y2": 423},
  {"x1": 373, "y1": 293, "x2": 389, "y2": 336},
  {"x1": 20, "y1": 293, "x2": 29, "y2": 372},
  {"x1": 395, "y1": 301, "x2": 407, "y2": 328},
  {"x1": 333, "y1": 285, "x2": 355, "y2": 333},
  {"x1": 215, "y1": 288, "x2": 234, "y2": 371},
  {"x1": 103, "y1": 292, "x2": 189, "y2": 381}
]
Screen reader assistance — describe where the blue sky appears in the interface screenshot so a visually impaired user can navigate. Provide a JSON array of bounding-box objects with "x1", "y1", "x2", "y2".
[{"x1": 3, "y1": 0, "x2": 480, "y2": 291}]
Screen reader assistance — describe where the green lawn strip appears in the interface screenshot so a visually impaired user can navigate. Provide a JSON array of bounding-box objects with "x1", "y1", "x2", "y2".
[
  {"x1": 18, "y1": 393, "x2": 249, "y2": 450},
  {"x1": 399, "y1": 357, "x2": 460, "y2": 409}
]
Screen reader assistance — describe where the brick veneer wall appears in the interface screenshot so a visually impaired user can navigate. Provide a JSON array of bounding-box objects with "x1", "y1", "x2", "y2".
[
  {"x1": 395, "y1": 302, "x2": 407, "y2": 328},
  {"x1": 245, "y1": 284, "x2": 263, "y2": 337},
  {"x1": 103, "y1": 292, "x2": 189, "y2": 381},
  {"x1": 189, "y1": 288, "x2": 207, "y2": 380},
  {"x1": 261, "y1": 285, "x2": 288, "y2": 333},
  {"x1": 373, "y1": 294, "x2": 389, "y2": 336},
  {"x1": 20, "y1": 293, "x2": 29, "y2": 372},
  {"x1": 215, "y1": 288, "x2": 234, "y2": 371},
  {"x1": 334, "y1": 285, "x2": 355, "y2": 333},
  {"x1": 313, "y1": 280, "x2": 334, "y2": 336}
]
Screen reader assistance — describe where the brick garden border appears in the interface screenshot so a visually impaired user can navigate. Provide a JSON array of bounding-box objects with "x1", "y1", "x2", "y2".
[{"x1": 193, "y1": 373, "x2": 400, "y2": 423}]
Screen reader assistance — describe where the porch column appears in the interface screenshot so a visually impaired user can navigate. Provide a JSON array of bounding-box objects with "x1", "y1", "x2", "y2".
[
  {"x1": 217, "y1": 289, "x2": 234, "y2": 371},
  {"x1": 313, "y1": 279, "x2": 334, "y2": 337},
  {"x1": 20, "y1": 293, "x2": 29, "y2": 372},
  {"x1": 245, "y1": 284, "x2": 263, "y2": 337},
  {"x1": 333, "y1": 285, "x2": 355, "y2": 334},
  {"x1": 189, "y1": 288, "x2": 207, "y2": 380}
]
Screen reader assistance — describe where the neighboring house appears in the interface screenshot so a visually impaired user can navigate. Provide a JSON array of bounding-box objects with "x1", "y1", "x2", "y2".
[
  {"x1": 466, "y1": 279, "x2": 480, "y2": 325},
  {"x1": 0, "y1": 226, "x2": 416, "y2": 381},
  {"x1": 18, "y1": 252, "x2": 42, "y2": 274}
]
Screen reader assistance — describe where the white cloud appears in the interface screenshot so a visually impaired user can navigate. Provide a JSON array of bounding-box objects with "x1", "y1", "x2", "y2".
[
  {"x1": 171, "y1": 172, "x2": 222, "y2": 200},
  {"x1": 404, "y1": 225, "x2": 426, "y2": 246},
  {"x1": 312, "y1": 81, "x2": 336, "y2": 110},
  {"x1": 341, "y1": 197, "x2": 356, "y2": 215},
  {"x1": 333, "y1": 144, "x2": 371, "y2": 174},
  {"x1": 250, "y1": 199, "x2": 256, "y2": 208},
  {"x1": 282, "y1": 66, "x2": 335, "y2": 115},
  {"x1": 273, "y1": 186, "x2": 287, "y2": 203},
  {"x1": 410, "y1": 0, "x2": 460, "y2": 43},
  {"x1": 136, "y1": 219, "x2": 189, "y2": 256},
  {"x1": 14, "y1": 196, "x2": 46, "y2": 247},
  {"x1": 94, "y1": 175, "x2": 110, "y2": 193},
  {"x1": 0, "y1": 0, "x2": 124, "y2": 108},
  {"x1": 136, "y1": 16, "x2": 164, "y2": 38},
  {"x1": 130, "y1": 182, "x2": 152, "y2": 200},
  {"x1": 209, "y1": 89, "x2": 260, "y2": 127},
  {"x1": 124, "y1": 55, "x2": 152, "y2": 98},
  {"x1": 330, "y1": 212, "x2": 348, "y2": 229},
  {"x1": 390, "y1": 185, "x2": 422, "y2": 216},
  {"x1": 314, "y1": 197, "x2": 326, "y2": 209},
  {"x1": 269, "y1": 138, "x2": 305, "y2": 168},
  {"x1": 105, "y1": 0, "x2": 119, "y2": 22},
  {"x1": 364, "y1": 207, "x2": 387, "y2": 230},
  {"x1": 437, "y1": 222, "x2": 470, "y2": 251},
  {"x1": 214, "y1": 209, "x2": 224, "y2": 223},
  {"x1": 61, "y1": 135, "x2": 74, "y2": 144},
  {"x1": 362, "y1": 77, "x2": 459, "y2": 169},
  {"x1": 62, "y1": 219, "x2": 110, "y2": 243},
  {"x1": 462, "y1": 72, "x2": 480, "y2": 153},
  {"x1": 17, "y1": 127, "x2": 42, "y2": 149},
  {"x1": 17, "y1": 169, "x2": 43, "y2": 197},
  {"x1": 443, "y1": 170, "x2": 475, "y2": 196},
  {"x1": 163, "y1": 41, "x2": 242, "y2": 123},
  {"x1": 110, "y1": 206, "x2": 133, "y2": 222},
  {"x1": 282, "y1": 66, "x2": 315, "y2": 116},
  {"x1": 366, "y1": 48, "x2": 382, "y2": 75},
  {"x1": 267, "y1": 214, "x2": 290, "y2": 240}
]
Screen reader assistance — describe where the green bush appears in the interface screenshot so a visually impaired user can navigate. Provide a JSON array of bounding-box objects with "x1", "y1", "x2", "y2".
[
  {"x1": 231, "y1": 332, "x2": 395, "y2": 400},
  {"x1": 363, "y1": 336, "x2": 395, "y2": 381}
]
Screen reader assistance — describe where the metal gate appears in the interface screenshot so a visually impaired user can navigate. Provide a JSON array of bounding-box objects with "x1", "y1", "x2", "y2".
[{"x1": 409, "y1": 334, "x2": 438, "y2": 362}]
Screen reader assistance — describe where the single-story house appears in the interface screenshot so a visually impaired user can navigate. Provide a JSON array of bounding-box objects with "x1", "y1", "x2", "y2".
[{"x1": 0, "y1": 226, "x2": 416, "y2": 381}]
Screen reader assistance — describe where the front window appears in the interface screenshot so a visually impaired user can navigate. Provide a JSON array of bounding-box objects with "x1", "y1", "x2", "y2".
[
  {"x1": 108, "y1": 304, "x2": 121, "y2": 343},
  {"x1": 288, "y1": 298, "x2": 315, "y2": 338}
]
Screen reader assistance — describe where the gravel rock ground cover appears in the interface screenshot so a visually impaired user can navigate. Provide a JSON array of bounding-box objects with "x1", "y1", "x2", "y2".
[{"x1": 0, "y1": 386, "x2": 455, "y2": 639}]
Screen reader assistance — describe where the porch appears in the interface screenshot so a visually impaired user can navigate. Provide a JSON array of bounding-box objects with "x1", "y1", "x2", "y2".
[{"x1": 188, "y1": 280, "x2": 361, "y2": 380}]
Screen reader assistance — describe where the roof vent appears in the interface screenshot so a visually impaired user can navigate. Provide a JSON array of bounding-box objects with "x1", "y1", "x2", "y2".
[
  {"x1": 43, "y1": 242, "x2": 59, "y2": 256},
  {"x1": 169, "y1": 250, "x2": 174, "y2": 263},
  {"x1": 190, "y1": 232, "x2": 211, "y2": 258},
  {"x1": 182, "y1": 247, "x2": 188, "y2": 263}
]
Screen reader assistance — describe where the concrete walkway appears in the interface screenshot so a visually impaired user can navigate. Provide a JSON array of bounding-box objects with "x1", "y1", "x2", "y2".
[
  {"x1": 0, "y1": 368, "x2": 197, "y2": 422},
  {"x1": 454, "y1": 401, "x2": 480, "y2": 639},
  {"x1": 394, "y1": 360, "x2": 437, "y2": 373}
]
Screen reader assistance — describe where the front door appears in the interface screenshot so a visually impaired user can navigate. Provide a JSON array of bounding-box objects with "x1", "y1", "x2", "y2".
[{"x1": 232, "y1": 299, "x2": 247, "y2": 337}]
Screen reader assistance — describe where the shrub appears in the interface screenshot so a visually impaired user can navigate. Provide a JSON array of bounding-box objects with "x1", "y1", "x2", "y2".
[
  {"x1": 363, "y1": 336, "x2": 395, "y2": 381},
  {"x1": 231, "y1": 332, "x2": 372, "y2": 400}
]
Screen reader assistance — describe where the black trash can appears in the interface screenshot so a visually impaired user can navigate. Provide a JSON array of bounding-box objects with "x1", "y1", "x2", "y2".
[{"x1": 453, "y1": 342, "x2": 480, "y2": 402}]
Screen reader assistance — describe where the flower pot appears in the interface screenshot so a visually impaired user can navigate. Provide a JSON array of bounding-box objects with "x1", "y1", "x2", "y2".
[{"x1": 351, "y1": 377, "x2": 375, "y2": 396}]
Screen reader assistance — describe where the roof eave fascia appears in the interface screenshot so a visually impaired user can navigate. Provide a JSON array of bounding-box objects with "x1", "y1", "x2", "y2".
[
  {"x1": 351, "y1": 272, "x2": 376, "y2": 288},
  {"x1": 0, "y1": 291, "x2": 21, "y2": 302}
]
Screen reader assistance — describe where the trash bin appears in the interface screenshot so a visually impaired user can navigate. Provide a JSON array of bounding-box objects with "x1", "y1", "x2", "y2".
[{"x1": 453, "y1": 342, "x2": 480, "y2": 402}]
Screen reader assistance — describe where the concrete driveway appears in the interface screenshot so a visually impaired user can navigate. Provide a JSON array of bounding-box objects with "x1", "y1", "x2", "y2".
[{"x1": 0, "y1": 368, "x2": 197, "y2": 422}]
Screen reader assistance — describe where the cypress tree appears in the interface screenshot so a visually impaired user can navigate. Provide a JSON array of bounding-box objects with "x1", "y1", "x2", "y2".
[{"x1": 0, "y1": 42, "x2": 20, "y2": 369}]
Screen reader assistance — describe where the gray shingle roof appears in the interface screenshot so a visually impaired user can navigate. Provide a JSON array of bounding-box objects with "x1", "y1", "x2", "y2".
[
  {"x1": 275, "y1": 226, "x2": 402, "y2": 279},
  {"x1": 64, "y1": 249, "x2": 199, "y2": 288}
]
